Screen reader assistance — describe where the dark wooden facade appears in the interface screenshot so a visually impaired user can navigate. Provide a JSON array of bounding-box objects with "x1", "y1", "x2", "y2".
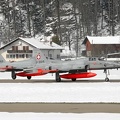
[{"x1": 82, "y1": 37, "x2": 120, "y2": 57}]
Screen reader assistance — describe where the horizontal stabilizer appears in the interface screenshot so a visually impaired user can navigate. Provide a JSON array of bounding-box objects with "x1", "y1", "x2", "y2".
[{"x1": 0, "y1": 66, "x2": 13, "y2": 72}]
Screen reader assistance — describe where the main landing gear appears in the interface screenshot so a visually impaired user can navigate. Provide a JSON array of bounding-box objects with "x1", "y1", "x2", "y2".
[
  {"x1": 11, "y1": 71, "x2": 16, "y2": 80},
  {"x1": 55, "y1": 72, "x2": 61, "y2": 82},
  {"x1": 72, "y1": 78, "x2": 76, "y2": 81},
  {"x1": 104, "y1": 69, "x2": 109, "y2": 82},
  {"x1": 55, "y1": 71, "x2": 77, "y2": 82},
  {"x1": 27, "y1": 76, "x2": 31, "y2": 80},
  {"x1": 69, "y1": 71, "x2": 77, "y2": 81}
]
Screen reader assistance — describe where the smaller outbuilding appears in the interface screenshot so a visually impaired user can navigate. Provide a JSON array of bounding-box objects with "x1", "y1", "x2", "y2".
[
  {"x1": 0, "y1": 37, "x2": 63, "y2": 61},
  {"x1": 82, "y1": 36, "x2": 120, "y2": 57}
]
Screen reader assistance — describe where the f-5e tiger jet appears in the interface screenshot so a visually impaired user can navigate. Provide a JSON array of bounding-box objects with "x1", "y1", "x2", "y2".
[{"x1": 0, "y1": 49, "x2": 120, "y2": 82}]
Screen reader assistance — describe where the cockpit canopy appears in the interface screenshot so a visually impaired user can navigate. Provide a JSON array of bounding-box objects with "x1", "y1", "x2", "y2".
[{"x1": 89, "y1": 57, "x2": 105, "y2": 61}]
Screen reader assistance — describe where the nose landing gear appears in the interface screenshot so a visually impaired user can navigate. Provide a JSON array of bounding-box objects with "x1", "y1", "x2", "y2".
[{"x1": 104, "y1": 69, "x2": 109, "y2": 82}]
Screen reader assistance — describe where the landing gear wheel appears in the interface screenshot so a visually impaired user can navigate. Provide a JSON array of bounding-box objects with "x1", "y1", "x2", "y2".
[
  {"x1": 104, "y1": 69, "x2": 109, "y2": 82},
  {"x1": 85, "y1": 65, "x2": 89, "y2": 72},
  {"x1": 72, "y1": 78, "x2": 76, "y2": 81},
  {"x1": 55, "y1": 72, "x2": 61, "y2": 82},
  {"x1": 11, "y1": 71, "x2": 16, "y2": 80},
  {"x1": 105, "y1": 77, "x2": 109, "y2": 82},
  {"x1": 27, "y1": 76, "x2": 31, "y2": 80}
]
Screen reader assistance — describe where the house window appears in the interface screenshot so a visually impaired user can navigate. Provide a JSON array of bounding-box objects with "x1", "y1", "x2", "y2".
[
  {"x1": 6, "y1": 53, "x2": 32, "y2": 59},
  {"x1": 6, "y1": 54, "x2": 16, "y2": 59},
  {"x1": 10, "y1": 55, "x2": 13, "y2": 58},
  {"x1": 13, "y1": 55, "x2": 15, "y2": 58},
  {"x1": 23, "y1": 46, "x2": 29, "y2": 51},
  {"x1": 22, "y1": 54, "x2": 25, "y2": 58},
  {"x1": 6, "y1": 54, "x2": 9, "y2": 58},
  {"x1": 12, "y1": 46, "x2": 18, "y2": 51},
  {"x1": 26, "y1": 54, "x2": 32, "y2": 58},
  {"x1": 16, "y1": 54, "x2": 18, "y2": 58},
  {"x1": 18, "y1": 54, "x2": 22, "y2": 58},
  {"x1": 28, "y1": 54, "x2": 32, "y2": 58}
]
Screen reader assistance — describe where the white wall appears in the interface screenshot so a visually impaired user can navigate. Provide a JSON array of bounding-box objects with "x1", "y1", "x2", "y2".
[{"x1": 1, "y1": 40, "x2": 62, "y2": 61}]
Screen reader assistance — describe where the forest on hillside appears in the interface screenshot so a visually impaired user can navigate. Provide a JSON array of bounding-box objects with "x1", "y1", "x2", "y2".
[{"x1": 0, "y1": 0, "x2": 120, "y2": 55}]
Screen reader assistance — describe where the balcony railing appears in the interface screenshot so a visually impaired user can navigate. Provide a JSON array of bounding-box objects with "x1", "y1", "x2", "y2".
[{"x1": 7, "y1": 50, "x2": 33, "y2": 53}]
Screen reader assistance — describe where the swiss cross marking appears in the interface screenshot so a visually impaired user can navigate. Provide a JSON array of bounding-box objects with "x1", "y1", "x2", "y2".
[{"x1": 36, "y1": 54, "x2": 41, "y2": 60}]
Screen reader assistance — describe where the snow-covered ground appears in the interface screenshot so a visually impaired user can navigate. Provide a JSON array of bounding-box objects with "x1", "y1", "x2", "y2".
[
  {"x1": 0, "y1": 69, "x2": 120, "y2": 103},
  {"x1": 0, "y1": 69, "x2": 120, "y2": 119},
  {"x1": 0, "y1": 113, "x2": 120, "y2": 120},
  {"x1": 0, "y1": 82, "x2": 120, "y2": 103}
]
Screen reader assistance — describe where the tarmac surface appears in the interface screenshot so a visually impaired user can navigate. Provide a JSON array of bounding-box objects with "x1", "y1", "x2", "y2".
[
  {"x1": 0, "y1": 103, "x2": 120, "y2": 113},
  {"x1": 0, "y1": 79, "x2": 120, "y2": 83},
  {"x1": 0, "y1": 79, "x2": 120, "y2": 113}
]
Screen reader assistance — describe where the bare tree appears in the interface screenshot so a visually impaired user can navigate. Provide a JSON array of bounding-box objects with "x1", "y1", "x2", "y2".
[
  {"x1": 72, "y1": 0, "x2": 79, "y2": 57},
  {"x1": 56, "y1": 0, "x2": 62, "y2": 45}
]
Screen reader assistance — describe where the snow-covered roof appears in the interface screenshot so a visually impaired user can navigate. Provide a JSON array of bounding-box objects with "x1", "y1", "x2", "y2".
[
  {"x1": 0, "y1": 37, "x2": 63, "y2": 50},
  {"x1": 83, "y1": 36, "x2": 120, "y2": 44},
  {"x1": 19, "y1": 37, "x2": 63, "y2": 50}
]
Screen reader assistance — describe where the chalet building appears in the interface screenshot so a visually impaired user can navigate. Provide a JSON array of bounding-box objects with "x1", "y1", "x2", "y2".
[
  {"x1": 82, "y1": 36, "x2": 120, "y2": 57},
  {"x1": 0, "y1": 37, "x2": 63, "y2": 61}
]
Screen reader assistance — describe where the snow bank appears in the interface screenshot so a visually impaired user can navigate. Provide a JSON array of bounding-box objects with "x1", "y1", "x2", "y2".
[
  {"x1": 0, "y1": 113, "x2": 120, "y2": 120},
  {"x1": 0, "y1": 82, "x2": 120, "y2": 103}
]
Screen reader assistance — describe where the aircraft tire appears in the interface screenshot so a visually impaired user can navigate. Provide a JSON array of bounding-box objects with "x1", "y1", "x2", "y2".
[
  {"x1": 105, "y1": 77, "x2": 109, "y2": 82},
  {"x1": 56, "y1": 72, "x2": 61, "y2": 82},
  {"x1": 85, "y1": 65, "x2": 89, "y2": 72},
  {"x1": 11, "y1": 71, "x2": 16, "y2": 80},
  {"x1": 72, "y1": 78, "x2": 76, "y2": 81},
  {"x1": 12, "y1": 75, "x2": 16, "y2": 80},
  {"x1": 27, "y1": 76, "x2": 31, "y2": 80}
]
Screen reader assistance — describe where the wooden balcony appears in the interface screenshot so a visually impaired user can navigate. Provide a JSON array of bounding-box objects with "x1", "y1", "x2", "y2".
[{"x1": 7, "y1": 50, "x2": 33, "y2": 53}]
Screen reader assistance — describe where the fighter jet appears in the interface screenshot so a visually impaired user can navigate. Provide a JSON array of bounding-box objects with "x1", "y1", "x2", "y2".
[{"x1": 0, "y1": 49, "x2": 120, "y2": 82}]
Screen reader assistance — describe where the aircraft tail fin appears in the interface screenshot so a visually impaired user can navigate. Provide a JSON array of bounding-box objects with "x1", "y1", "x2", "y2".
[
  {"x1": 0, "y1": 54, "x2": 6, "y2": 63},
  {"x1": 33, "y1": 49, "x2": 48, "y2": 63}
]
